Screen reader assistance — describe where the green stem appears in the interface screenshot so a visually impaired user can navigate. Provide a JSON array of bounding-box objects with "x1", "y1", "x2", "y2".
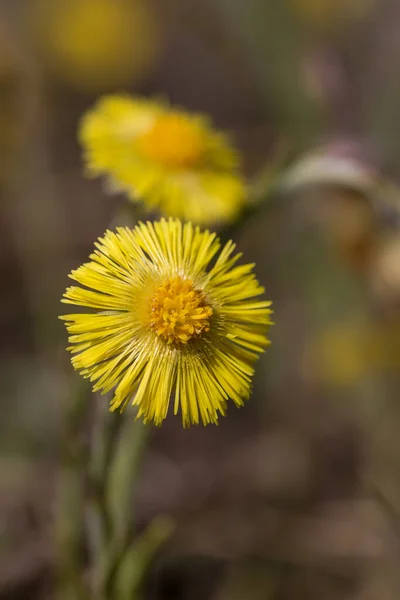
[
  {"x1": 97, "y1": 417, "x2": 150, "y2": 598},
  {"x1": 56, "y1": 376, "x2": 91, "y2": 600},
  {"x1": 87, "y1": 399, "x2": 121, "y2": 579},
  {"x1": 114, "y1": 516, "x2": 175, "y2": 600}
]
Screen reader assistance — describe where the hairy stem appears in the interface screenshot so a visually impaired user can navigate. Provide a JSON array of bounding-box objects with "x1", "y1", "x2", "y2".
[{"x1": 56, "y1": 375, "x2": 91, "y2": 600}]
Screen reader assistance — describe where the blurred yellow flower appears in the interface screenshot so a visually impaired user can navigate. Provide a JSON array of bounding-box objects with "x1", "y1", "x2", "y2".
[
  {"x1": 303, "y1": 320, "x2": 400, "y2": 386},
  {"x1": 61, "y1": 219, "x2": 273, "y2": 426},
  {"x1": 80, "y1": 95, "x2": 246, "y2": 225},
  {"x1": 306, "y1": 323, "x2": 372, "y2": 385},
  {"x1": 30, "y1": 0, "x2": 159, "y2": 91}
]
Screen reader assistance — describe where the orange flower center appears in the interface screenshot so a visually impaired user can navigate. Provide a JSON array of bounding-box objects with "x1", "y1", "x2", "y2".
[
  {"x1": 137, "y1": 114, "x2": 205, "y2": 169},
  {"x1": 150, "y1": 276, "x2": 212, "y2": 344}
]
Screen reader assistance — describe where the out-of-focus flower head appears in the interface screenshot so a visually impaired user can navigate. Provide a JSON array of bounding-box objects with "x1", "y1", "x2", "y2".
[
  {"x1": 281, "y1": 143, "x2": 381, "y2": 271},
  {"x1": 304, "y1": 322, "x2": 374, "y2": 386},
  {"x1": 29, "y1": 0, "x2": 160, "y2": 91},
  {"x1": 281, "y1": 142, "x2": 378, "y2": 193},
  {"x1": 80, "y1": 95, "x2": 246, "y2": 225},
  {"x1": 60, "y1": 219, "x2": 273, "y2": 427},
  {"x1": 303, "y1": 319, "x2": 400, "y2": 386}
]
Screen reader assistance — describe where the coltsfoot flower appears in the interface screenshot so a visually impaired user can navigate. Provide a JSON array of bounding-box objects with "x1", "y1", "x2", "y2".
[
  {"x1": 80, "y1": 95, "x2": 246, "y2": 225},
  {"x1": 61, "y1": 219, "x2": 273, "y2": 426},
  {"x1": 29, "y1": 0, "x2": 159, "y2": 92}
]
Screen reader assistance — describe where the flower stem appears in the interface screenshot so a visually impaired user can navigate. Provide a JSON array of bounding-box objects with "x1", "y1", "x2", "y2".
[
  {"x1": 87, "y1": 398, "x2": 121, "y2": 583},
  {"x1": 56, "y1": 375, "x2": 91, "y2": 600},
  {"x1": 96, "y1": 416, "x2": 150, "y2": 598}
]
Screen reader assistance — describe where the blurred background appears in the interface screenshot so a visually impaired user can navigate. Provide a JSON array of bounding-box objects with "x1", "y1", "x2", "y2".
[{"x1": 2, "y1": 0, "x2": 400, "y2": 598}]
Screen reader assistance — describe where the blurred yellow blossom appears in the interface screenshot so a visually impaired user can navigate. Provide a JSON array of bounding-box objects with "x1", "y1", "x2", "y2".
[
  {"x1": 29, "y1": 0, "x2": 160, "y2": 91},
  {"x1": 80, "y1": 95, "x2": 246, "y2": 225},
  {"x1": 60, "y1": 219, "x2": 273, "y2": 427},
  {"x1": 304, "y1": 319, "x2": 400, "y2": 386}
]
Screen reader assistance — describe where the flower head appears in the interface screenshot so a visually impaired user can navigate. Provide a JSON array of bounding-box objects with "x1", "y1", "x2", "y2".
[
  {"x1": 80, "y1": 95, "x2": 246, "y2": 225},
  {"x1": 29, "y1": 0, "x2": 159, "y2": 91},
  {"x1": 61, "y1": 219, "x2": 272, "y2": 426}
]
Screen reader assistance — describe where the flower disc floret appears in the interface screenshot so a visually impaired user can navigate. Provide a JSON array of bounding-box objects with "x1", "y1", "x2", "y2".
[
  {"x1": 150, "y1": 276, "x2": 212, "y2": 344},
  {"x1": 137, "y1": 115, "x2": 206, "y2": 169}
]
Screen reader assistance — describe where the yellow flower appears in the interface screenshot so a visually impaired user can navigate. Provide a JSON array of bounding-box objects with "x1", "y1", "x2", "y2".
[
  {"x1": 303, "y1": 320, "x2": 400, "y2": 386},
  {"x1": 80, "y1": 95, "x2": 246, "y2": 225},
  {"x1": 29, "y1": 0, "x2": 160, "y2": 92},
  {"x1": 60, "y1": 219, "x2": 272, "y2": 426}
]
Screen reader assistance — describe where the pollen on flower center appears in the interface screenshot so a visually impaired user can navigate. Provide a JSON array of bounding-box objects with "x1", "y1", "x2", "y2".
[
  {"x1": 150, "y1": 276, "x2": 213, "y2": 344},
  {"x1": 137, "y1": 114, "x2": 205, "y2": 169}
]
